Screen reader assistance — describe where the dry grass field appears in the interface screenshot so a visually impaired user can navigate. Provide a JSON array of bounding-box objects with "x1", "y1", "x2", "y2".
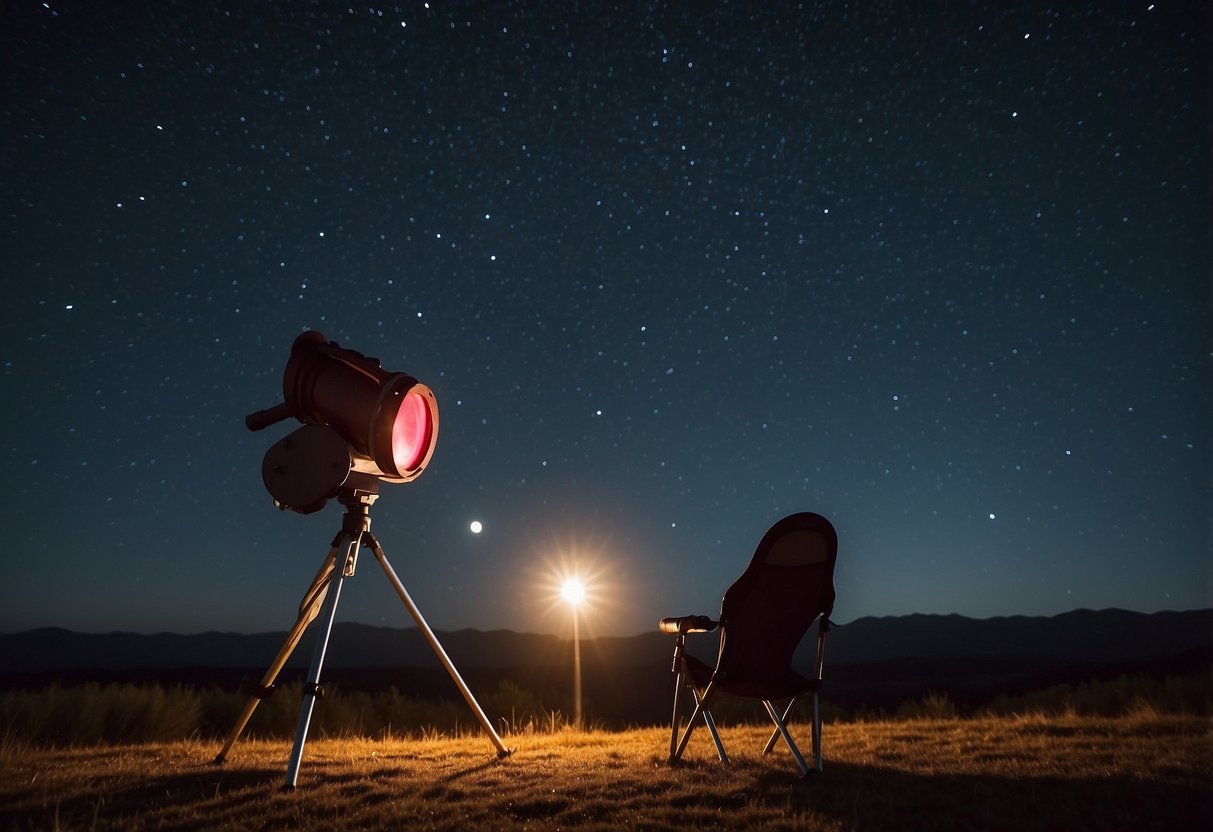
[{"x1": 2, "y1": 712, "x2": 1209, "y2": 831}]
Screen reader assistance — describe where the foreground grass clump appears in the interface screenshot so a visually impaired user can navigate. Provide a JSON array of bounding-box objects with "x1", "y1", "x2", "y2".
[{"x1": 1, "y1": 715, "x2": 1209, "y2": 831}]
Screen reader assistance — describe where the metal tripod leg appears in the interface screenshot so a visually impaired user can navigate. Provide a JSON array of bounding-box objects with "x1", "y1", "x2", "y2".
[
  {"x1": 367, "y1": 534, "x2": 512, "y2": 757},
  {"x1": 214, "y1": 481, "x2": 511, "y2": 784},
  {"x1": 283, "y1": 533, "x2": 358, "y2": 789},
  {"x1": 212, "y1": 545, "x2": 339, "y2": 765}
]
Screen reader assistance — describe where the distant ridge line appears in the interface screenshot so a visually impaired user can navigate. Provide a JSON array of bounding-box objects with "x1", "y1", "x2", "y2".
[{"x1": 1, "y1": 608, "x2": 1209, "y2": 675}]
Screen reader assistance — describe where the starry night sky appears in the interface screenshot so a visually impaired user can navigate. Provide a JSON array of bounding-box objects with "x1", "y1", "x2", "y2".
[{"x1": 3, "y1": 1, "x2": 1209, "y2": 639}]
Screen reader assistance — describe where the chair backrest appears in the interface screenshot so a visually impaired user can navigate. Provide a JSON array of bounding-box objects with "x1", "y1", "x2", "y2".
[{"x1": 715, "y1": 512, "x2": 838, "y2": 686}]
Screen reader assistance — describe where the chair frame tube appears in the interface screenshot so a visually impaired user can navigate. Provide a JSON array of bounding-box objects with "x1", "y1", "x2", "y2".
[{"x1": 762, "y1": 699, "x2": 810, "y2": 775}]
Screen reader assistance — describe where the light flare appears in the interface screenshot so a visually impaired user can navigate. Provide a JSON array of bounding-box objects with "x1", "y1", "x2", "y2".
[{"x1": 561, "y1": 577, "x2": 586, "y2": 606}]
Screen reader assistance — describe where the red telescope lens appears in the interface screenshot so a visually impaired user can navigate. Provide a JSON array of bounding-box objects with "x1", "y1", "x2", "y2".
[
  {"x1": 393, "y1": 390, "x2": 433, "y2": 474},
  {"x1": 368, "y1": 378, "x2": 438, "y2": 480}
]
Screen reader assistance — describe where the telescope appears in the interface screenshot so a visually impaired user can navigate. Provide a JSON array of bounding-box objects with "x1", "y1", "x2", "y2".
[
  {"x1": 245, "y1": 331, "x2": 439, "y2": 512},
  {"x1": 215, "y1": 329, "x2": 511, "y2": 787}
]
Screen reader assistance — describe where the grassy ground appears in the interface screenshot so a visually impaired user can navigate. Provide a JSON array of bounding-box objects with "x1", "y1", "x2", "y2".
[{"x1": 1, "y1": 713, "x2": 1209, "y2": 831}]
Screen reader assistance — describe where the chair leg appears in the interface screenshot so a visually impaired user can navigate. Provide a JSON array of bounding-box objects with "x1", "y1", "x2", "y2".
[
  {"x1": 762, "y1": 696, "x2": 799, "y2": 755},
  {"x1": 761, "y1": 694, "x2": 823, "y2": 773},
  {"x1": 811, "y1": 689, "x2": 822, "y2": 772},
  {"x1": 810, "y1": 616, "x2": 829, "y2": 772},
  {"x1": 670, "y1": 680, "x2": 728, "y2": 764},
  {"x1": 761, "y1": 699, "x2": 810, "y2": 776},
  {"x1": 699, "y1": 689, "x2": 729, "y2": 764},
  {"x1": 668, "y1": 668, "x2": 685, "y2": 760},
  {"x1": 669, "y1": 679, "x2": 702, "y2": 764}
]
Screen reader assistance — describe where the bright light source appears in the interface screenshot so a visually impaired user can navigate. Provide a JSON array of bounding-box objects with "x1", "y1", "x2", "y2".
[
  {"x1": 560, "y1": 575, "x2": 586, "y2": 729},
  {"x1": 561, "y1": 577, "x2": 586, "y2": 606},
  {"x1": 470, "y1": 520, "x2": 483, "y2": 534}
]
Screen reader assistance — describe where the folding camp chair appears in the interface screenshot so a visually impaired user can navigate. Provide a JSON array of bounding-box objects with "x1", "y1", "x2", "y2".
[{"x1": 660, "y1": 512, "x2": 837, "y2": 775}]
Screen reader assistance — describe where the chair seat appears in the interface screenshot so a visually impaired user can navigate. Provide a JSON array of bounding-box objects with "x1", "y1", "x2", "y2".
[{"x1": 684, "y1": 654, "x2": 820, "y2": 700}]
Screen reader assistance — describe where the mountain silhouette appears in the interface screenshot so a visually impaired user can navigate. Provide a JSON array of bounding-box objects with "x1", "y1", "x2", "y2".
[
  {"x1": 2, "y1": 608, "x2": 1208, "y2": 673},
  {"x1": 2, "y1": 608, "x2": 1208, "y2": 724}
]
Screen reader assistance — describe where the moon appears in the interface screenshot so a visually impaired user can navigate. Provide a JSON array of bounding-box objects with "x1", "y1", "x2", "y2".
[{"x1": 469, "y1": 520, "x2": 483, "y2": 534}]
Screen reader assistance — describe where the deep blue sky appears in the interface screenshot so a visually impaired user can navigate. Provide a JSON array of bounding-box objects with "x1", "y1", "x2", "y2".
[{"x1": 2, "y1": 0, "x2": 1209, "y2": 638}]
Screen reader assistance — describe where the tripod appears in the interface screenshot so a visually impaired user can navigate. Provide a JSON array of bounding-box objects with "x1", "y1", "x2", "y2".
[{"x1": 213, "y1": 477, "x2": 511, "y2": 788}]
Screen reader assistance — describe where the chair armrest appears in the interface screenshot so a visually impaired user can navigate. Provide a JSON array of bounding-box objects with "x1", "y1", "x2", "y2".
[{"x1": 658, "y1": 615, "x2": 718, "y2": 635}]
